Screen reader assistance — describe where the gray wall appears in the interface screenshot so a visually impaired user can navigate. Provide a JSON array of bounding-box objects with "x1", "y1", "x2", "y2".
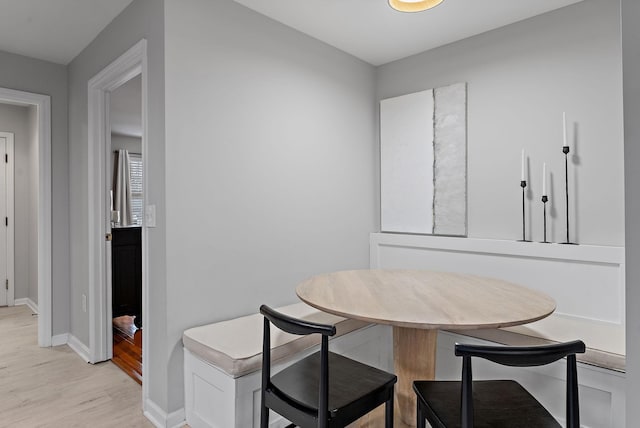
[
  {"x1": 622, "y1": 0, "x2": 639, "y2": 422},
  {"x1": 0, "y1": 103, "x2": 35, "y2": 303},
  {"x1": 0, "y1": 50, "x2": 69, "y2": 334},
  {"x1": 62, "y1": 0, "x2": 631, "y2": 419},
  {"x1": 376, "y1": 0, "x2": 623, "y2": 246},
  {"x1": 67, "y1": 0, "x2": 166, "y2": 409},
  {"x1": 164, "y1": 0, "x2": 377, "y2": 412}
]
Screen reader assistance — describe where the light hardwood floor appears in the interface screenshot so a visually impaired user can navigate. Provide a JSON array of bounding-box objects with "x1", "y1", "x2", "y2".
[{"x1": 0, "y1": 305, "x2": 154, "y2": 427}]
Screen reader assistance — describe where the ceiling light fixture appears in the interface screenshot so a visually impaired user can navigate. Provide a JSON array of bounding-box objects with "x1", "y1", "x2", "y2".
[{"x1": 388, "y1": 0, "x2": 444, "y2": 13}]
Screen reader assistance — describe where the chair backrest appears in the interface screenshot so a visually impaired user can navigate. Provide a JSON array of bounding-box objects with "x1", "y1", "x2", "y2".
[
  {"x1": 260, "y1": 304, "x2": 337, "y2": 426},
  {"x1": 260, "y1": 304, "x2": 337, "y2": 337},
  {"x1": 454, "y1": 340, "x2": 586, "y2": 428}
]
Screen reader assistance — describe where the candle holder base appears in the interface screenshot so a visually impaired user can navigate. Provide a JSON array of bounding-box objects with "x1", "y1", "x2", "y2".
[
  {"x1": 517, "y1": 239, "x2": 532, "y2": 243},
  {"x1": 559, "y1": 242, "x2": 578, "y2": 245},
  {"x1": 519, "y1": 180, "x2": 528, "y2": 242},
  {"x1": 541, "y1": 195, "x2": 549, "y2": 244},
  {"x1": 562, "y1": 146, "x2": 573, "y2": 244}
]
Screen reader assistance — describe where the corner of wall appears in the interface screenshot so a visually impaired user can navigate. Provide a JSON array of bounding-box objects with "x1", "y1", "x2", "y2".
[{"x1": 144, "y1": 398, "x2": 185, "y2": 428}]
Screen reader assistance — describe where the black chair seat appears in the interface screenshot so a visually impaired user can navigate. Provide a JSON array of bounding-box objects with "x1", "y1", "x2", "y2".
[
  {"x1": 271, "y1": 351, "x2": 397, "y2": 421},
  {"x1": 414, "y1": 340, "x2": 585, "y2": 428},
  {"x1": 260, "y1": 304, "x2": 396, "y2": 427},
  {"x1": 414, "y1": 380, "x2": 561, "y2": 428}
]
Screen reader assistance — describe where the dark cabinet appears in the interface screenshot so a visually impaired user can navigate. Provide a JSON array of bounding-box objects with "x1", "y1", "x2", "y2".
[{"x1": 112, "y1": 227, "x2": 142, "y2": 327}]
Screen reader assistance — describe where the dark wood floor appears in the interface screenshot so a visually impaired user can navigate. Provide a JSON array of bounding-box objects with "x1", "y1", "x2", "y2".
[{"x1": 112, "y1": 316, "x2": 142, "y2": 385}]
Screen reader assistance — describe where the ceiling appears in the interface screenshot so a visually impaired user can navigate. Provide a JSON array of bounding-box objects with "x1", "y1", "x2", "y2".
[
  {"x1": 0, "y1": 0, "x2": 583, "y2": 67},
  {"x1": 232, "y1": 0, "x2": 585, "y2": 66},
  {"x1": 0, "y1": 0, "x2": 134, "y2": 64}
]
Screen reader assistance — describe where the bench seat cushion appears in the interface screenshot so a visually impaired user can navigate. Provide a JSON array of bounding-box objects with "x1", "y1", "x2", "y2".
[
  {"x1": 451, "y1": 328, "x2": 625, "y2": 373},
  {"x1": 182, "y1": 302, "x2": 370, "y2": 378}
]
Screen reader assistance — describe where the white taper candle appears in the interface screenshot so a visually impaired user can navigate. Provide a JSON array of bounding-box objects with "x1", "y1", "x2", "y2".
[
  {"x1": 563, "y1": 112, "x2": 568, "y2": 148},
  {"x1": 542, "y1": 162, "x2": 547, "y2": 195},
  {"x1": 521, "y1": 149, "x2": 525, "y2": 181}
]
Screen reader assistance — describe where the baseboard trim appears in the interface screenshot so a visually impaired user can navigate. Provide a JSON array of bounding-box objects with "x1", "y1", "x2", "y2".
[
  {"x1": 67, "y1": 334, "x2": 91, "y2": 363},
  {"x1": 14, "y1": 297, "x2": 38, "y2": 314},
  {"x1": 166, "y1": 408, "x2": 186, "y2": 428},
  {"x1": 51, "y1": 333, "x2": 69, "y2": 347},
  {"x1": 144, "y1": 399, "x2": 185, "y2": 428},
  {"x1": 143, "y1": 400, "x2": 164, "y2": 428}
]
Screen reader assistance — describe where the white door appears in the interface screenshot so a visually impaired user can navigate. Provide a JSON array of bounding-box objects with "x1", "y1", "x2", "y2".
[
  {"x1": 0, "y1": 136, "x2": 9, "y2": 306},
  {"x1": 0, "y1": 132, "x2": 14, "y2": 307},
  {"x1": 0, "y1": 135, "x2": 7, "y2": 306}
]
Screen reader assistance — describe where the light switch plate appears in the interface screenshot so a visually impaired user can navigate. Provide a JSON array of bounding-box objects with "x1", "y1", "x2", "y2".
[{"x1": 145, "y1": 204, "x2": 156, "y2": 228}]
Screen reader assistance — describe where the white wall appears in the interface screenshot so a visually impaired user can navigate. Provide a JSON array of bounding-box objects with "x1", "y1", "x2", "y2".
[
  {"x1": 111, "y1": 134, "x2": 142, "y2": 154},
  {"x1": 110, "y1": 74, "x2": 142, "y2": 138},
  {"x1": 0, "y1": 103, "x2": 34, "y2": 302},
  {"x1": 0, "y1": 50, "x2": 69, "y2": 335},
  {"x1": 164, "y1": 0, "x2": 377, "y2": 413},
  {"x1": 67, "y1": 0, "x2": 167, "y2": 410},
  {"x1": 376, "y1": 0, "x2": 623, "y2": 246},
  {"x1": 622, "y1": 0, "x2": 640, "y2": 422}
]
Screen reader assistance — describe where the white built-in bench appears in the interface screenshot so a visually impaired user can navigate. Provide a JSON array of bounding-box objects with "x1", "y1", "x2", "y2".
[
  {"x1": 183, "y1": 302, "x2": 393, "y2": 428},
  {"x1": 370, "y1": 232, "x2": 627, "y2": 428}
]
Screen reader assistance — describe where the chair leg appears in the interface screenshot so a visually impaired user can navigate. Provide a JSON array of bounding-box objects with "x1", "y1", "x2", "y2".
[
  {"x1": 416, "y1": 401, "x2": 426, "y2": 428},
  {"x1": 385, "y1": 394, "x2": 394, "y2": 428},
  {"x1": 260, "y1": 402, "x2": 268, "y2": 428}
]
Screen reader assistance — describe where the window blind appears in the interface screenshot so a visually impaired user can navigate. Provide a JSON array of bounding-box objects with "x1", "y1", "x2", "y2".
[{"x1": 129, "y1": 153, "x2": 143, "y2": 226}]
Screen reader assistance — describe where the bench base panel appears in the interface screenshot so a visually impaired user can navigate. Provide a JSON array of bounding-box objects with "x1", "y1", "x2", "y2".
[{"x1": 184, "y1": 324, "x2": 393, "y2": 428}]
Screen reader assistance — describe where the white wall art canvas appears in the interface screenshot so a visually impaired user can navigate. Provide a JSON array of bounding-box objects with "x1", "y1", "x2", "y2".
[{"x1": 380, "y1": 83, "x2": 467, "y2": 236}]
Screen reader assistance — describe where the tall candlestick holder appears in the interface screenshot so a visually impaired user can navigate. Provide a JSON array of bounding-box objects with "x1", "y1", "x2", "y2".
[
  {"x1": 541, "y1": 195, "x2": 549, "y2": 243},
  {"x1": 518, "y1": 180, "x2": 530, "y2": 242},
  {"x1": 561, "y1": 146, "x2": 577, "y2": 244}
]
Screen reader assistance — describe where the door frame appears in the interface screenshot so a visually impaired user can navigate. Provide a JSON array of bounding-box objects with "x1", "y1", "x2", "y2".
[
  {"x1": 87, "y1": 40, "x2": 148, "y2": 388},
  {"x1": 0, "y1": 88, "x2": 52, "y2": 347},
  {"x1": 0, "y1": 132, "x2": 14, "y2": 307}
]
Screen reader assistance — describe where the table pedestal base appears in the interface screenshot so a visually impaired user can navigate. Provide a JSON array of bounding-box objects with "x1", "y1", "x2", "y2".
[
  {"x1": 354, "y1": 327, "x2": 437, "y2": 427},
  {"x1": 353, "y1": 404, "x2": 412, "y2": 428},
  {"x1": 394, "y1": 327, "x2": 437, "y2": 427}
]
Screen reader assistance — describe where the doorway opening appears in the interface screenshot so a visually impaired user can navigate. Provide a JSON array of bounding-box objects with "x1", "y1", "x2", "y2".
[
  {"x1": 87, "y1": 38, "x2": 149, "y2": 402},
  {"x1": 0, "y1": 88, "x2": 52, "y2": 348},
  {"x1": 109, "y1": 75, "x2": 143, "y2": 384}
]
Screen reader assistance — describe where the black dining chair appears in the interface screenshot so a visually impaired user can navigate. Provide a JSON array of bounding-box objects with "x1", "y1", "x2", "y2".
[
  {"x1": 259, "y1": 304, "x2": 397, "y2": 428},
  {"x1": 413, "y1": 340, "x2": 586, "y2": 428}
]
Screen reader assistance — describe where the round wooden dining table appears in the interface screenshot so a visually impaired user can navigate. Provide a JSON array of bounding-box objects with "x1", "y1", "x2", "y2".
[{"x1": 296, "y1": 269, "x2": 556, "y2": 427}]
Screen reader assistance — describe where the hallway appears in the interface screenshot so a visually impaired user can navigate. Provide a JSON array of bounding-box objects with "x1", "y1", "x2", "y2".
[{"x1": 0, "y1": 305, "x2": 152, "y2": 427}]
